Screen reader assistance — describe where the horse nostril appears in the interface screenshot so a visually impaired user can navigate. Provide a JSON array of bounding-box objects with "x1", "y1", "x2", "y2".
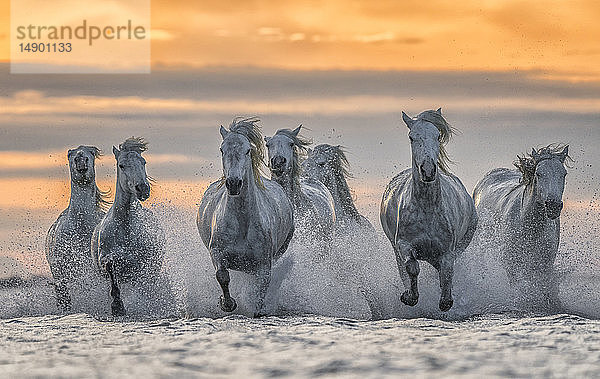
[
  {"x1": 226, "y1": 178, "x2": 241, "y2": 186},
  {"x1": 546, "y1": 200, "x2": 563, "y2": 208},
  {"x1": 135, "y1": 183, "x2": 149, "y2": 193},
  {"x1": 272, "y1": 156, "x2": 286, "y2": 167}
]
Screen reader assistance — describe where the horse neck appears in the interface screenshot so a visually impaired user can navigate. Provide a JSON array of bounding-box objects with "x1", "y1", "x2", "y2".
[
  {"x1": 328, "y1": 170, "x2": 359, "y2": 220},
  {"x1": 520, "y1": 181, "x2": 546, "y2": 229},
  {"x1": 112, "y1": 170, "x2": 138, "y2": 222},
  {"x1": 68, "y1": 178, "x2": 97, "y2": 217},
  {"x1": 411, "y1": 160, "x2": 441, "y2": 205},
  {"x1": 275, "y1": 170, "x2": 302, "y2": 204}
]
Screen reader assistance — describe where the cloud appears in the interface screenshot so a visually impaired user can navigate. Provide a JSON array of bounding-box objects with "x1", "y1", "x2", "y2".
[
  {"x1": 354, "y1": 32, "x2": 395, "y2": 43},
  {"x1": 0, "y1": 149, "x2": 208, "y2": 171},
  {"x1": 1, "y1": 90, "x2": 599, "y2": 119}
]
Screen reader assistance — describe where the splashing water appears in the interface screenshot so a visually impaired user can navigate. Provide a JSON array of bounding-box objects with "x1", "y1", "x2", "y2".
[{"x1": 1, "y1": 195, "x2": 599, "y2": 321}]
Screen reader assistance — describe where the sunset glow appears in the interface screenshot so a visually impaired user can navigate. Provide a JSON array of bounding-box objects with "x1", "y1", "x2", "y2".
[{"x1": 0, "y1": 0, "x2": 598, "y2": 79}]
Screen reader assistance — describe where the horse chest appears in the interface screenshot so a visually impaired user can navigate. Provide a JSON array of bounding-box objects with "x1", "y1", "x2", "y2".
[
  {"x1": 216, "y1": 214, "x2": 267, "y2": 248},
  {"x1": 398, "y1": 205, "x2": 453, "y2": 256}
]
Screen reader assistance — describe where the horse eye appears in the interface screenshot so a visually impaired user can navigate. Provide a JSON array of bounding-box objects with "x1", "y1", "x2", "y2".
[
  {"x1": 119, "y1": 164, "x2": 124, "y2": 169},
  {"x1": 246, "y1": 149, "x2": 251, "y2": 155}
]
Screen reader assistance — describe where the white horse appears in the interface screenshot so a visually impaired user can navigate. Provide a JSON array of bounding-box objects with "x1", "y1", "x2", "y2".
[
  {"x1": 46, "y1": 145, "x2": 109, "y2": 311},
  {"x1": 92, "y1": 137, "x2": 166, "y2": 316},
  {"x1": 197, "y1": 117, "x2": 295, "y2": 316},
  {"x1": 265, "y1": 126, "x2": 335, "y2": 241},
  {"x1": 302, "y1": 144, "x2": 373, "y2": 232},
  {"x1": 473, "y1": 145, "x2": 569, "y2": 310},
  {"x1": 380, "y1": 109, "x2": 477, "y2": 312}
]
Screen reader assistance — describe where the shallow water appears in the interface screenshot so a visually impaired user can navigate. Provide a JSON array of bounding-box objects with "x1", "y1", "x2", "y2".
[
  {"x1": 1, "y1": 185, "x2": 599, "y2": 377},
  {"x1": 0, "y1": 313, "x2": 598, "y2": 377}
]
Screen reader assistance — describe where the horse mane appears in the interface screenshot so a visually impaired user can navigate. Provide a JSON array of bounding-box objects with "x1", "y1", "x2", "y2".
[
  {"x1": 274, "y1": 127, "x2": 312, "y2": 180},
  {"x1": 228, "y1": 117, "x2": 267, "y2": 187},
  {"x1": 415, "y1": 110, "x2": 456, "y2": 175},
  {"x1": 311, "y1": 144, "x2": 361, "y2": 219},
  {"x1": 514, "y1": 143, "x2": 572, "y2": 186},
  {"x1": 119, "y1": 137, "x2": 148, "y2": 154},
  {"x1": 96, "y1": 186, "x2": 112, "y2": 212}
]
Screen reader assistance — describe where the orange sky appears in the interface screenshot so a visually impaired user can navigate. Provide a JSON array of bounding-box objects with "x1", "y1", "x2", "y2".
[{"x1": 1, "y1": 0, "x2": 600, "y2": 79}]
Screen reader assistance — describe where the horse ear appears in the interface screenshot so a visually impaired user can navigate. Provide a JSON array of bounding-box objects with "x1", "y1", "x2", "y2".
[
  {"x1": 219, "y1": 125, "x2": 229, "y2": 139},
  {"x1": 559, "y1": 145, "x2": 569, "y2": 162},
  {"x1": 67, "y1": 149, "x2": 74, "y2": 157},
  {"x1": 85, "y1": 146, "x2": 101, "y2": 158},
  {"x1": 436, "y1": 107, "x2": 442, "y2": 114},
  {"x1": 531, "y1": 148, "x2": 539, "y2": 159},
  {"x1": 402, "y1": 111, "x2": 414, "y2": 129},
  {"x1": 112, "y1": 146, "x2": 120, "y2": 159},
  {"x1": 292, "y1": 125, "x2": 302, "y2": 136}
]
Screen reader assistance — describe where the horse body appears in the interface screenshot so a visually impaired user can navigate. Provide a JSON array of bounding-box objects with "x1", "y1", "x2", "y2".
[
  {"x1": 265, "y1": 127, "x2": 335, "y2": 240},
  {"x1": 473, "y1": 145, "x2": 569, "y2": 309},
  {"x1": 197, "y1": 118, "x2": 294, "y2": 315},
  {"x1": 46, "y1": 146, "x2": 108, "y2": 311},
  {"x1": 91, "y1": 137, "x2": 165, "y2": 316},
  {"x1": 380, "y1": 109, "x2": 477, "y2": 311},
  {"x1": 302, "y1": 144, "x2": 374, "y2": 232}
]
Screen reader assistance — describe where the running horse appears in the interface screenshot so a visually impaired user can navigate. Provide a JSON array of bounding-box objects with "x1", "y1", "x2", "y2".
[
  {"x1": 197, "y1": 117, "x2": 294, "y2": 316},
  {"x1": 46, "y1": 145, "x2": 109, "y2": 311},
  {"x1": 473, "y1": 144, "x2": 569, "y2": 310},
  {"x1": 264, "y1": 126, "x2": 335, "y2": 242},
  {"x1": 380, "y1": 109, "x2": 477, "y2": 312},
  {"x1": 92, "y1": 137, "x2": 165, "y2": 316}
]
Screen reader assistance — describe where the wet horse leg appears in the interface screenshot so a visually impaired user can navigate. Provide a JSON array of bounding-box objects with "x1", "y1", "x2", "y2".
[
  {"x1": 394, "y1": 240, "x2": 419, "y2": 306},
  {"x1": 438, "y1": 253, "x2": 455, "y2": 312},
  {"x1": 216, "y1": 263, "x2": 237, "y2": 312},
  {"x1": 254, "y1": 264, "x2": 271, "y2": 317},
  {"x1": 105, "y1": 261, "x2": 126, "y2": 316},
  {"x1": 54, "y1": 280, "x2": 72, "y2": 312}
]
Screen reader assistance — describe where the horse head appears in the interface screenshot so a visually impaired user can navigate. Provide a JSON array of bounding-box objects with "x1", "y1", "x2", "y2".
[
  {"x1": 529, "y1": 146, "x2": 569, "y2": 219},
  {"x1": 265, "y1": 125, "x2": 307, "y2": 179},
  {"x1": 403, "y1": 109, "x2": 443, "y2": 183},
  {"x1": 68, "y1": 145, "x2": 100, "y2": 185},
  {"x1": 113, "y1": 137, "x2": 151, "y2": 201}
]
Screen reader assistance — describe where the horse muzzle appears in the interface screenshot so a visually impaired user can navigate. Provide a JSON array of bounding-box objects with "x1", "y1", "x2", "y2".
[
  {"x1": 419, "y1": 163, "x2": 437, "y2": 183},
  {"x1": 225, "y1": 177, "x2": 243, "y2": 196},
  {"x1": 135, "y1": 183, "x2": 151, "y2": 201},
  {"x1": 270, "y1": 156, "x2": 286, "y2": 177},
  {"x1": 545, "y1": 200, "x2": 563, "y2": 220},
  {"x1": 74, "y1": 156, "x2": 89, "y2": 173}
]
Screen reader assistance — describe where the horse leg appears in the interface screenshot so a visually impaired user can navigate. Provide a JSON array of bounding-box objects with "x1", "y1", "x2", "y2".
[
  {"x1": 54, "y1": 280, "x2": 72, "y2": 312},
  {"x1": 105, "y1": 261, "x2": 126, "y2": 317},
  {"x1": 394, "y1": 241, "x2": 419, "y2": 306},
  {"x1": 438, "y1": 253, "x2": 455, "y2": 312},
  {"x1": 254, "y1": 264, "x2": 271, "y2": 317},
  {"x1": 216, "y1": 264, "x2": 237, "y2": 312}
]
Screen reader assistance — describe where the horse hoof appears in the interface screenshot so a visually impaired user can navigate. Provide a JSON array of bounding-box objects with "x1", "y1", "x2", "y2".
[
  {"x1": 253, "y1": 312, "x2": 266, "y2": 318},
  {"x1": 111, "y1": 299, "x2": 126, "y2": 317},
  {"x1": 401, "y1": 291, "x2": 418, "y2": 306},
  {"x1": 219, "y1": 296, "x2": 237, "y2": 312},
  {"x1": 439, "y1": 298, "x2": 453, "y2": 312}
]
